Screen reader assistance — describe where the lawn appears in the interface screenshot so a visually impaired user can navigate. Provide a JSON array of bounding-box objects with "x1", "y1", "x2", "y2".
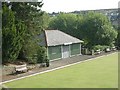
[{"x1": 4, "y1": 52, "x2": 118, "y2": 88}]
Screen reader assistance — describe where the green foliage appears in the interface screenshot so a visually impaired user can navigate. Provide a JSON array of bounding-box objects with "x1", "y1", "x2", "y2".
[
  {"x1": 2, "y1": 2, "x2": 48, "y2": 64},
  {"x1": 10, "y1": 2, "x2": 45, "y2": 62},
  {"x1": 37, "y1": 46, "x2": 47, "y2": 63},
  {"x1": 11, "y1": 2, "x2": 44, "y2": 35},
  {"x1": 79, "y1": 12, "x2": 117, "y2": 47},
  {"x1": 92, "y1": 45, "x2": 103, "y2": 51},
  {"x1": 117, "y1": 31, "x2": 120, "y2": 48},
  {"x1": 38, "y1": 12, "x2": 50, "y2": 30},
  {"x1": 20, "y1": 38, "x2": 39, "y2": 64},
  {"x1": 26, "y1": 55, "x2": 37, "y2": 64},
  {"x1": 92, "y1": 45, "x2": 109, "y2": 51},
  {"x1": 49, "y1": 12, "x2": 118, "y2": 49},
  {"x1": 2, "y1": 4, "x2": 26, "y2": 63},
  {"x1": 116, "y1": 27, "x2": 120, "y2": 48},
  {"x1": 49, "y1": 13, "x2": 77, "y2": 37}
]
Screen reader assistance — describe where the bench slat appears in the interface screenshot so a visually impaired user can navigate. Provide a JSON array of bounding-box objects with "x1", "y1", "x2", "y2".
[
  {"x1": 15, "y1": 64, "x2": 28, "y2": 72},
  {"x1": 16, "y1": 67, "x2": 27, "y2": 71}
]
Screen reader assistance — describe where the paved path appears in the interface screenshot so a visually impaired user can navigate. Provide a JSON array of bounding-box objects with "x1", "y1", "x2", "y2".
[{"x1": 2, "y1": 51, "x2": 117, "y2": 82}]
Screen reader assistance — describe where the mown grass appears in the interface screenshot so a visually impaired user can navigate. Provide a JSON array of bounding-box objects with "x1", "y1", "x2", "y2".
[{"x1": 4, "y1": 52, "x2": 118, "y2": 88}]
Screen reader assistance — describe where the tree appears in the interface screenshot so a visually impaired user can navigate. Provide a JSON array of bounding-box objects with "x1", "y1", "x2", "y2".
[
  {"x1": 78, "y1": 12, "x2": 118, "y2": 48},
  {"x1": 10, "y1": 2, "x2": 44, "y2": 62},
  {"x1": 0, "y1": 8, "x2": 1, "y2": 44},
  {"x1": 116, "y1": 26, "x2": 120, "y2": 48},
  {"x1": 10, "y1": 2, "x2": 43, "y2": 35},
  {"x1": 49, "y1": 13, "x2": 77, "y2": 37},
  {"x1": 2, "y1": 4, "x2": 26, "y2": 63},
  {"x1": 2, "y1": 2, "x2": 46, "y2": 64},
  {"x1": 49, "y1": 12, "x2": 118, "y2": 49},
  {"x1": 38, "y1": 12, "x2": 50, "y2": 30},
  {"x1": 117, "y1": 31, "x2": 120, "y2": 48}
]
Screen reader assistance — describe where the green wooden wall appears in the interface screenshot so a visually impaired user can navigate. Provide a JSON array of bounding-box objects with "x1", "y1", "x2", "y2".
[
  {"x1": 71, "y1": 43, "x2": 80, "y2": 55},
  {"x1": 48, "y1": 45, "x2": 62, "y2": 60}
]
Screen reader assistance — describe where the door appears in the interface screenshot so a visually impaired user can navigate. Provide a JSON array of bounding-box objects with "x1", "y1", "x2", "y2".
[{"x1": 62, "y1": 45, "x2": 70, "y2": 58}]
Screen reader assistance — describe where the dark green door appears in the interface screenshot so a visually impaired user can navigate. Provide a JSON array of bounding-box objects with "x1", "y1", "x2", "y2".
[
  {"x1": 71, "y1": 43, "x2": 80, "y2": 56},
  {"x1": 48, "y1": 45, "x2": 62, "y2": 60}
]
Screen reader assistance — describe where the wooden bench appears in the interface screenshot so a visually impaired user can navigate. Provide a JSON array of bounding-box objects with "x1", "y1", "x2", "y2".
[{"x1": 15, "y1": 64, "x2": 28, "y2": 74}]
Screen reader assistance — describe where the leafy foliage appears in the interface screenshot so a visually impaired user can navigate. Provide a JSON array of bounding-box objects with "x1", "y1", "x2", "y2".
[
  {"x1": 2, "y1": 2, "x2": 49, "y2": 64},
  {"x1": 116, "y1": 26, "x2": 120, "y2": 48},
  {"x1": 37, "y1": 46, "x2": 47, "y2": 63},
  {"x1": 49, "y1": 12, "x2": 118, "y2": 49},
  {"x1": 92, "y1": 45, "x2": 109, "y2": 51},
  {"x1": 2, "y1": 4, "x2": 26, "y2": 63},
  {"x1": 49, "y1": 13, "x2": 77, "y2": 37},
  {"x1": 117, "y1": 31, "x2": 120, "y2": 48},
  {"x1": 10, "y1": 2, "x2": 44, "y2": 61}
]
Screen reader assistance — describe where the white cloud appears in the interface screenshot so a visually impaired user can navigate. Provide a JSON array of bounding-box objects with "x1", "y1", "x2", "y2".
[{"x1": 41, "y1": 0, "x2": 119, "y2": 13}]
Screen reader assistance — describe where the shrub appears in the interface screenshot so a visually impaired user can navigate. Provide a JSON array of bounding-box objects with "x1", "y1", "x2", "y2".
[
  {"x1": 109, "y1": 43, "x2": 115, "y2": 48},
  {"x1": 17, "y1": 38, "x2": 40, "y2": 64},
  {"x1": 102, "y1": 45, "x2": 111, "y2": 51},
  {"x1": 92, "y1": 45, "x2": 110, "y2": 51},
  {"x1": 37, "y1": 46, "x2": 47, "y2": 63},
  {"x1": 26, "y1": 54, "x2": 37, "y2": 64},
  {"x1": 92, "y1": 45, "x2": 103, "y2": 51}
]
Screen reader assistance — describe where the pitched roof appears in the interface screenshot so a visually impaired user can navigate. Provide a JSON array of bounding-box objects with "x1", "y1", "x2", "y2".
[{"x1": 45, "y1": 30, "x2": 83, "y2": 46}]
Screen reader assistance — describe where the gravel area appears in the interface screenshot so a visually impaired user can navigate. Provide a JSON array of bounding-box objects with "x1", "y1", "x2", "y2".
[{"x1": 2, "y1": 51, "x2": 117, "y2": 82}]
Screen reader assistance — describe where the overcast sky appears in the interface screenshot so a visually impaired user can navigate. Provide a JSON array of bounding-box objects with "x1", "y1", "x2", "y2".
[{"x1": 41, "y1": 0, "x2": 119, "y2": 13}]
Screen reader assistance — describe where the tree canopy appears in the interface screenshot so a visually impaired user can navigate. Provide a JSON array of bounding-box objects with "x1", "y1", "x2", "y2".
[
  {"x1": 78, "y1": 12, "x2": 117, "y2": 47},
  {"x1": 49, "y1": 13, "x2": 77, "y2": 37},
  {"x1": 2, "y1": 4, "x2": 26, "y2": 62},
  {"x1": 49, "y1": 12, "x2": 118, "y2": 49},
  {"x1": 2, "y1": 2, "x2": 49, "y2": 64}
]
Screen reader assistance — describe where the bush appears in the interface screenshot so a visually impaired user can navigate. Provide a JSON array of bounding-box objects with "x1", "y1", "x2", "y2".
[
  {"x1": 92, "y1": 45, "x2": 102, "y2": 51},
  {"x1": 18, "y1": 38, "x2": 40, "y2": 64},
  {"x1": 109, "y1": 43, "x2": 115, "y2": 48},
  {"x1": 92, "y1": 45, "x2": 110, "y2": 51},
  {"x1": 26, "y1": 54, "x2": 37, "y2": 64},
  {"x1": 102, "y1": 45, "x2": 110, "y2": 51},
  {"x1": 37, "y1": 46, "x2": 47, "y2": 63}
]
